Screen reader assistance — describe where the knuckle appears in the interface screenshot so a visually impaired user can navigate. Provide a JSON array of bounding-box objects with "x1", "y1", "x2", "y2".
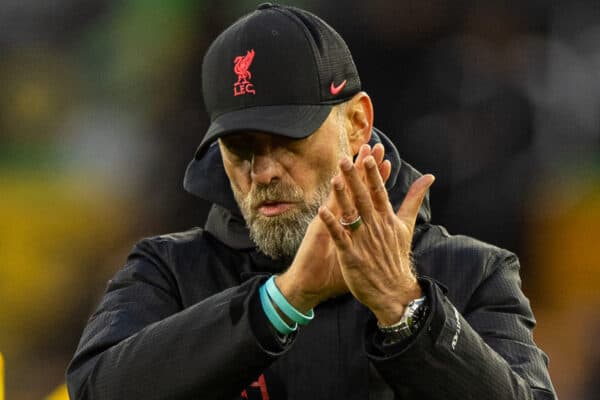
[
  {"x1": 370, "y1": 184, "x2": 386, "y2": 194},
  {"x1": 356, "y1": 194, "x2": 371, "y2": 206},
  {"x1": 342, "y1": 210, "x2": 357, "y2": 221},
  {"x1": 335, "y1": 237, "x2": 350, "y2": 250}
]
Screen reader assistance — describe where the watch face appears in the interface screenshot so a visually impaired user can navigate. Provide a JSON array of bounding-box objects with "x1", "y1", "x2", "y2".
[{"x1": 379, "y1": 296, "x2": 429, "y2": 346}]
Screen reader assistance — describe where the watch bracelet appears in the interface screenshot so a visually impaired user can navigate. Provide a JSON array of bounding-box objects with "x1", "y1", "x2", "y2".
[{"x1": 377, "y1": 296, "x2": 428, "y2": 331}]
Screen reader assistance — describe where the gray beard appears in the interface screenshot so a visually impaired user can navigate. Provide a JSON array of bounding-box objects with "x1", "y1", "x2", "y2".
[
  {"x1": 233, "y1": 179, "x2": 331, "y2": 261},
  {"x1": 231, "y1": 122, "x2": 349, "y2": 261}
]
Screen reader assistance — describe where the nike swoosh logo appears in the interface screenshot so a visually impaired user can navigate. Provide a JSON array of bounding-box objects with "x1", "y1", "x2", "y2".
[{"x1": 330, "y1": 79, "x2": 347, "y2": 95}]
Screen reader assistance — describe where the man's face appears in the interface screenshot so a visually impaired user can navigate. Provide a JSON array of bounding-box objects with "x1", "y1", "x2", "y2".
[{"x1": 219, "y1": 108, "x2": 350, "y2": 260}]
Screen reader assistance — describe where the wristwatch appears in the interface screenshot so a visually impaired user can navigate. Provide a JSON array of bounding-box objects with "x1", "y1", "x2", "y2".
[{"x1": 377, "y1": 296, "x2": 428, "y2": 346}]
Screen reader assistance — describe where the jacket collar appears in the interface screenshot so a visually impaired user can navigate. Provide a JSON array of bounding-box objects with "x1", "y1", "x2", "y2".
[{"x1": 183, "y1": 127, "x2": 431, "y2": 250}]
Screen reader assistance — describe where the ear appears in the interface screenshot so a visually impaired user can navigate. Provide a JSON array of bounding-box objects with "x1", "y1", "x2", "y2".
[{"x1": 344, "y1": 92, "x2": 374, "y2": 155}]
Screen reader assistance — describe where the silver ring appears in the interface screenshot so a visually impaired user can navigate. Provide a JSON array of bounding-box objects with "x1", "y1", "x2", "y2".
[{"x1": 340, "y1": 215, "x2": 362, "y2": 231}]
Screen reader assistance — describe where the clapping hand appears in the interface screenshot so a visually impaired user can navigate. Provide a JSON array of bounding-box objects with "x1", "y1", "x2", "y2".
[
  {"x1": 318, "y1": 151, "x2": 434, "y2": 325},
  {"x1": 275, "y1": 143, "x2": 393, "y2": 312}
]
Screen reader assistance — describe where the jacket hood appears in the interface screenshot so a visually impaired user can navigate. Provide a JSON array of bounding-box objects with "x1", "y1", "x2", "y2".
[{"x1": 183, "y1": 127, "x2": 431, "y2": 249}]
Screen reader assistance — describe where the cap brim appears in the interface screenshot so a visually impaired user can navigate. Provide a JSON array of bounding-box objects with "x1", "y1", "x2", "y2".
[{"x1": 194, "y1": 104, "x2": 333, "y2": 158}]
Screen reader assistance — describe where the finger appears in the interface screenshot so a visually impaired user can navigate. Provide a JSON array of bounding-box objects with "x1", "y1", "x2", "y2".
[
  {"x1": 371, "y1": 143, "x2": 385, "y2": 166},
  {"x1": 318, "y1": 205, "x2": 352, "y2": 251},
  {"x1": 323, "y1": 174, "x2": 339, "y2": 212},
  {"x1": 353, "y1": 144, "x2": 371, "y2": 174},
  {"x1": 363, "y1": 155, "x2": 393, "y2": 213},
  {"x1": 323, "y1": 144, "x2": 370, "y2": 213},
  {"x1": 396, "y1": 174, "x2": 435, "y2": 230},
  {"x1": 340, "y1": 156, "x2": 374, "y2": 220},
  {"x1": 379, "y1": 159, "x2": 392, "y2": 184},
  {"x1": 369, "y1": 143, "x2": 390, "y2": 184},
  {"x1": 332, "y1": 175, "x2": 359, "y2": 223}
]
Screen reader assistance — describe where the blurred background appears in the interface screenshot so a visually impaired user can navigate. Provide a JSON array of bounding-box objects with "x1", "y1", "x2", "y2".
[{"x1": 0, "y1": 0, "x2": 598, "y2": 398}]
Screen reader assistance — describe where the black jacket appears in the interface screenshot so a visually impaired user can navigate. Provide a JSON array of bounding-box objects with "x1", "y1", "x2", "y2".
[{"x1": 66, "y1": 129, "x2": 557, "y2": 399}]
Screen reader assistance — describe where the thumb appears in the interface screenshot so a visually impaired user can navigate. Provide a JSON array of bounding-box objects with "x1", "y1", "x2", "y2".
[{"x1": 396, "y1": 174, "x2": 435, "y2": 229}]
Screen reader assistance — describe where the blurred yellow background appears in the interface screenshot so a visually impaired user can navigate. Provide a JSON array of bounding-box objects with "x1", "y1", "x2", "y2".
[
  {"x1": 0, "y1": 1, "x2": 598, "y2": 399},
  {"x1": 1, "y1": 353, "x2": 4, "y2": 400}
]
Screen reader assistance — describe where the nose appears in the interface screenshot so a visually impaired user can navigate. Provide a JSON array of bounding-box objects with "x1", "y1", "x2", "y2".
[{"x1": 251, "y1": 151, "x2": 283, "y2": 185}]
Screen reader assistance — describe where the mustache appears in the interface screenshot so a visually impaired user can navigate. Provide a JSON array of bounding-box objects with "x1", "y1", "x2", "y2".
[{"x1": 246, "y1": 182, "x2": 305, "y2": 209}]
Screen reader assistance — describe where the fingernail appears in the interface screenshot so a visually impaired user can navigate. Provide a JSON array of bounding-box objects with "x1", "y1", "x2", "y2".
[{"x1": 334, "y1": 180, "x2": 343, "y2": 190}]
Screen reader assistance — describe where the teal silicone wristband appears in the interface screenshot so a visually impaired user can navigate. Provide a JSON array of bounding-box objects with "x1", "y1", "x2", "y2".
[
  {"x1": 265, "y1": 276, "x2": 314, "y2": 325},
  {"x1": 259, "y1": 283, "x2": 297, "y2": 335}
]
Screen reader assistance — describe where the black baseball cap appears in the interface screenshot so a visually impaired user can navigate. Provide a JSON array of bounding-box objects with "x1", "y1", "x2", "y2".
[{"x1": 193, "y1": 2, "x2": 361, "y2": 158}]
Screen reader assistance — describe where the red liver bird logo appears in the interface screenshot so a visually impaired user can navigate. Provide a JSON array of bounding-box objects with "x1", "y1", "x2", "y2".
[{"x1": 233, "y1": 49, "x2": 256, "y2": 96}]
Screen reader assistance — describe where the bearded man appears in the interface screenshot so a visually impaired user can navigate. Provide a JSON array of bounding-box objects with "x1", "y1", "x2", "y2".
[{"x1": 67, "y1": 4, "x2": 556, "y2": 399}]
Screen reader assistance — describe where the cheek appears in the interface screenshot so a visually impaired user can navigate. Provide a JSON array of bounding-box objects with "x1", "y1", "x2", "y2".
[
  {"x1": 223, "y1": 160, "x2": 252, "y2": 194},
  {"x1": 312, "y1": 149, "x2": 340, "y2": 176},
  {"x1": 301, "y1": 155, "x2": 337, "y2": 192}
]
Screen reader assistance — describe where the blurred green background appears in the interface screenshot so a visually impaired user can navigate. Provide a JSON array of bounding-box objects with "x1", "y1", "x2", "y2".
[{"x1": 0, "y1": 1, "x2": 598, "y2": 399}]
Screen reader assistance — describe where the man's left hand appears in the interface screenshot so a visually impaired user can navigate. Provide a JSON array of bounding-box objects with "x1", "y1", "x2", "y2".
[{"x1": 318, "y1": 155, "x2": 435, "y2": 325}]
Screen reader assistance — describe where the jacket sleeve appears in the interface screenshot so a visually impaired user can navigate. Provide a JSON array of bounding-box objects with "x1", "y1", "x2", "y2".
[
  {"x1": 365, "y1": 251, "x2": 557, "y2": 399},
  {"x1": 66, "y1": 239, "x2": 290, "y2": 400}
]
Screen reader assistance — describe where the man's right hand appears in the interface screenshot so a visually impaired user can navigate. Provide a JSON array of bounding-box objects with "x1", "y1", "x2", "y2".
[{"x1": 275, "y1": 143, "x2": 391, "y2": 313}]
